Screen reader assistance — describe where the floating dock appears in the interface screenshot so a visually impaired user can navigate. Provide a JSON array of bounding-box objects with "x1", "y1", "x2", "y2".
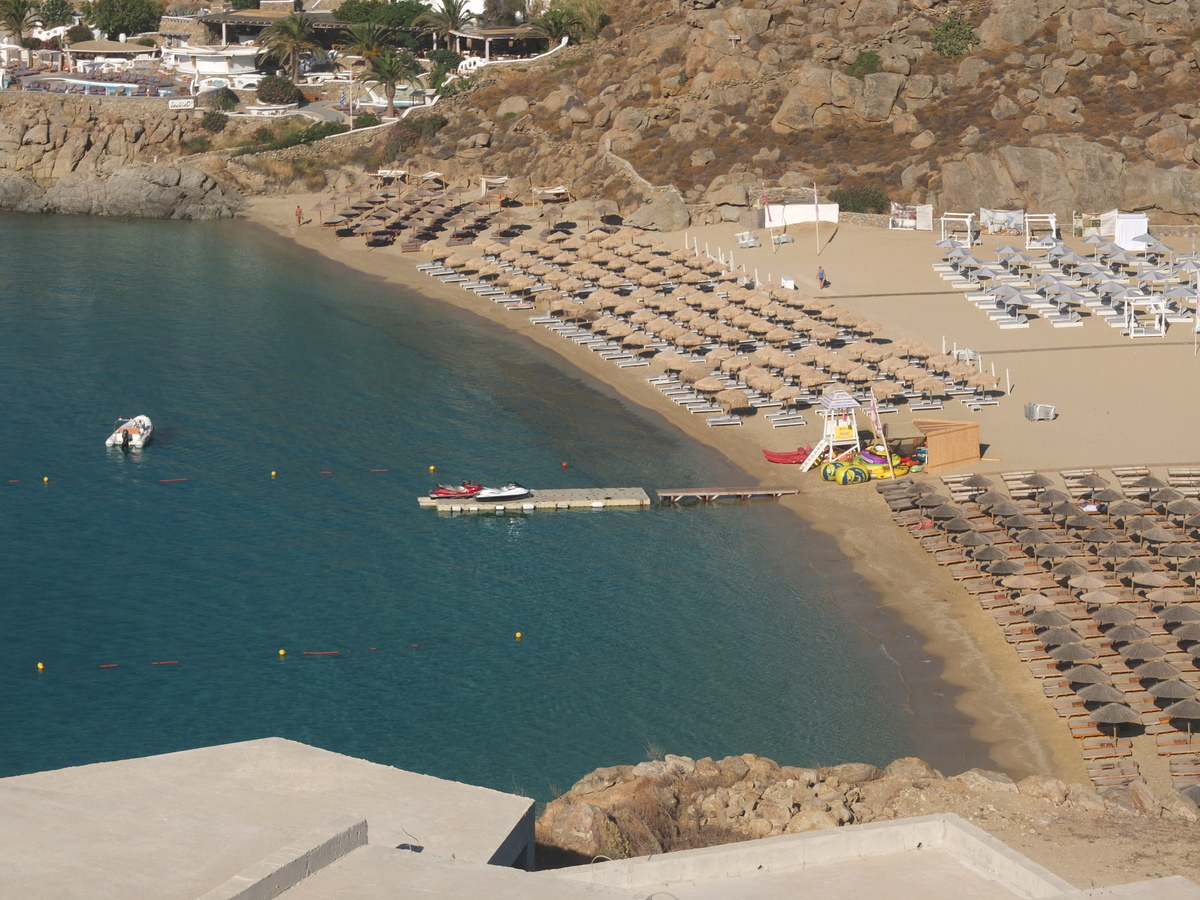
[
  {"x1": 418, "y1": 487, "x2": 652, "y2": 513},
  {"x1": 657, "y1": 486, "x2": 801, "y2": 503}
]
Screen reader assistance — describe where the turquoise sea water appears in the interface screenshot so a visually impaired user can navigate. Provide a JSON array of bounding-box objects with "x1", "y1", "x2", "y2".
[{"x1": 0, "y1": 213, "x2": 984, "y2": 799}]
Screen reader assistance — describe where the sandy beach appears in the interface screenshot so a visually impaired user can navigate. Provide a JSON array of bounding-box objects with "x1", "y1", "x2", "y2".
[{"x1": 240, "y1": 191, "x2": 1200, "y2": 790}]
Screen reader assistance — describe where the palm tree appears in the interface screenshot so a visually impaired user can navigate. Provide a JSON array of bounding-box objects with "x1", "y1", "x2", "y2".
[
  {"x1": 365, "y1": 48, "x2": 422, "y2": 118},
  {"x1": 342, "y1": 21, "x2": 395, "y2": 61},
  {"x1": 258, "y1": 12, "x2": 317, "y2": 83},
  {"x1": 0, "y1": 0, "x2": 40, "y2": 62},
  {"x1": 527, "y1": 5, "x2": 577, "y2": 43},
  {"x1": 414, "y1": 0, "x2": 472, "y2": 51}
]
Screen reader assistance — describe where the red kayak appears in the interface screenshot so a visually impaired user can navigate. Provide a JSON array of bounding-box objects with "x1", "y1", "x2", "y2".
[
  {"x1": 762, "y1": 446, "x2": 812, "y2": 464},
  {"x1": 429, "y1": 481, "x2": 483, "y2": 498}
]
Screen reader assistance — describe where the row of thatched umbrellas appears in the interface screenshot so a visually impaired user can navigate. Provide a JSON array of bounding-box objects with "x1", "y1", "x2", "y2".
[
  {"x1": 314, "y1": 187, "x2": 1007, "y2": 409},
  {"x1": 888, "y1": 472, "x2": 1200, "y2": 739},
  {"x1": 423, "y1": 224, "x2": 1007, "y2": 403}
]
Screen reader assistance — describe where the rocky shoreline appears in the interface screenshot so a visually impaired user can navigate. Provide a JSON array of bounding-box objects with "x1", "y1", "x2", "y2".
[{"x1": 537, "y1": 752, "x2": 1200, "y2": 865}]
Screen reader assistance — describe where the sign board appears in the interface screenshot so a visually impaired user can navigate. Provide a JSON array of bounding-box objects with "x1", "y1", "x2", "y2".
[{"x1": 168, "y1": 98, "x2": 195, "y2": 110}]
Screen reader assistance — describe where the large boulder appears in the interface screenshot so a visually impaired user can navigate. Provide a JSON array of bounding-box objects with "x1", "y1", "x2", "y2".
[
  {"x1": 977, "y1": 0, "x2": 1067, "y2": 49},
  {"x1": 626, "y1": 189, "x2": 690, "y2": 231},
  {"x1": 856, "y1": 72, "x2": 906, "y2": 122},
  {"x1": 545, "y1": 802, "x2": 623, "y2": 858},
  {"x1": 0, "y1": 172, "x2": 47, "y2": 212},
  {"x1": 1017, "y1": 775, "x2": 1068, "y2": 804},
  {"x1": 38, "y1": 164, "x2": 242, "y2": 219},
  {"x1": 827, "y1": 762, "x2": 881, "y2": 785},
  {"x1": 885, "y1": 758, "x2": 941, "y2": 780},
  {"x1": 949, "y1": 768, "x2": 1018, "y2": 793}
]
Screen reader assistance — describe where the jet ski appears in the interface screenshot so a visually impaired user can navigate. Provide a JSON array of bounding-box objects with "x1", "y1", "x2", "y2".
[
  {"x1": 474, "y1": 482, "x2": 531, "y2": 501},
  {"x1": 429, "y1": 481, "x2": 483, "y2": 499}
]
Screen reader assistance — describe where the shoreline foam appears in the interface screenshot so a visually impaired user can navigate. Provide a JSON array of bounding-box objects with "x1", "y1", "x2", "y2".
[{"x1": 238, "y1": 193, "x2": 1083, "y2": 783}]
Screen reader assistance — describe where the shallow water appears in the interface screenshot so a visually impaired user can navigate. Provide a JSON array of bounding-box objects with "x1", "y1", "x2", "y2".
[{"x1": 0, "y1": 213, "x2": 981, "y2": 799}]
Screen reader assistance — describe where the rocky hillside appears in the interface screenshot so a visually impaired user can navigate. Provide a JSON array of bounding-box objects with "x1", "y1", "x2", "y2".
[
  {"x1": 0, "y1": 95, "x2": 241, "y2": 218},
  {"x1": 400, "y1": 0, "x2": 1200, "y2": 224},
  {"x1": 537, "y1": 752, "x2": 1200, "y2": 885}
]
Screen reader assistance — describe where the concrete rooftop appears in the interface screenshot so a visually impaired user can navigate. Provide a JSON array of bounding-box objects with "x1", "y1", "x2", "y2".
[
  {"x1": 3, "y1": 739, "x2": 1199, "y2": 900},
  {"x1": 0, "y1": 737, "x2": 533, "y2": 899}
]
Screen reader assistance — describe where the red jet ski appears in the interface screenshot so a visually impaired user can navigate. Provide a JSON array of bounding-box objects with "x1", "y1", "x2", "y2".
[{"x1": 429, "y1": 481, "x2": 483, "y2": 499}]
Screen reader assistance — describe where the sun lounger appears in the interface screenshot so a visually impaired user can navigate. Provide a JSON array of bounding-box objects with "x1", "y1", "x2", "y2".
[
  {"x1": 707, "y1": 415, "x2": 742, "y2": 426},
  {"x1": 769, "y1": 413, "x2": 807, "y2": 427}
]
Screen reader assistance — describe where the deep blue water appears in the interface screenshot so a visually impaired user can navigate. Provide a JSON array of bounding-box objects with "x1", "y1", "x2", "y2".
[{"x1": 0, "y1": 213, "x2": 978, "y2": 800}]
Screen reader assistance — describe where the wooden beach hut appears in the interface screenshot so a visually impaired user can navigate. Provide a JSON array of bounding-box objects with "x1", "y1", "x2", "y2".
[{"x1": 887, "y1": 418, "x2": 982, "y2": 472}]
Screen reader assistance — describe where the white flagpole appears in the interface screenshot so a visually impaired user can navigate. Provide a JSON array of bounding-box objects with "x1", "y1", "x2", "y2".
[{"x1": 813, "y1": 182, "x2": 821, "y2": 257}]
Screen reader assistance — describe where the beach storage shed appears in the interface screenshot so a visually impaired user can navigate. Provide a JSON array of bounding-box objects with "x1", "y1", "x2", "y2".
[{"x1": 911, "y1": 419, "x2": 981, "y2": 471}]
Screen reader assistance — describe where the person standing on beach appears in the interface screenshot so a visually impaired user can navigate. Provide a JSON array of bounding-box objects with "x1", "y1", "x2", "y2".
[
  {"x1": 295, "y1": 206, "x2": 303, "y2": 226},
  {"x1": 817, "y1": 265, "x2": 828, "y2": 289}
]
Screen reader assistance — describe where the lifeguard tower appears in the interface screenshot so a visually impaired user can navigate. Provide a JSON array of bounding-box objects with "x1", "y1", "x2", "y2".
[{"x1": 799, "y1": 391, "x2": 862, "y2": 471}]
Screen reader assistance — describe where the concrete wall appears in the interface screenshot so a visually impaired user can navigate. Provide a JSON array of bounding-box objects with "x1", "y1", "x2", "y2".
[
  {"x1": 197, "y1": 817, "x2": 368, "y2": 900},
  {"x1": 550, "y1": 814, "x2": 1075, "y2": 897}
]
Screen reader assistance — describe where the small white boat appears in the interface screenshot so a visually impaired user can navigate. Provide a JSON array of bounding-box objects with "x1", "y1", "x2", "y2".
[
  {"x1": 474, "y1": 482, "x2": 530, "y2": 501},
  {"x1": 105, "y1": 415, "x2": 154, "y2": 449}
]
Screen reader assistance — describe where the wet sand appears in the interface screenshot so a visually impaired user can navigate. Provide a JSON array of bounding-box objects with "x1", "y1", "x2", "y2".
[{"x1": 243, "y1": 193, "x2": 1097, "y2": 783}]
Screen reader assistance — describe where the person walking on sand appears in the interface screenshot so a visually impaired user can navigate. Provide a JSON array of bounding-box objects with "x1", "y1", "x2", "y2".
[
  {"x1": 295, "y1": 206, "x2": 303, "y2": 226},
  {"x1": 817, "y1": 265, "x2": 828, "y2": 289}
]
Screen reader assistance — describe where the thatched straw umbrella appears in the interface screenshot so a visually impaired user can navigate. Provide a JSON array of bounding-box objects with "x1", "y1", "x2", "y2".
[
  {"x1": 656, "y1": 350, "x2": 689, "y2": 372},
  {"x1": 679, "y1": 364, "x2": 712, "y2": 384},
  {"x1": 811, "y1": 324, "x2": 840, "y2": 343},
  {"x1": 706, "y1": 347, "x2": 735, "y2": 365},
  {"x1": 715, "y1": 389, "x2": 753, "y2": 413},
  {"x1": 693, "y1": 376, "x2": 725, "y2": 394},
  {"x1": 721, "y1": 356, "x2": 750, "y2": 374},
  {"x1": 827, "y1": 355, "x2": 859, "y2": 375},
  {"x1": 746, "y1": 372, "x2": 785, "y2": 394}
]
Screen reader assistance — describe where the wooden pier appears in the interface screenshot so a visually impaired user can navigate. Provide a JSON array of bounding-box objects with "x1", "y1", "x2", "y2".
[
  {"x1": 418, "y1": 487, "x2": 651, "y2": 513},
  {"x1": 656, "y1": 487, "x2": 801, "y2": 503}
]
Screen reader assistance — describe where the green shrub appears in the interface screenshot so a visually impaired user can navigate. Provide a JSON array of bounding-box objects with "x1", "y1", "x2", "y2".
[
  {"x1": 382, "y1": 113, "x2": 447, "y2": 159},
  {"x1": 66, "y1": 23, "x2": 95, "y2": 43},
  {"x1": 230, "y1": 0, "x2": 259, "y2": 7},
  {"x1": 210, "y1": 86, "x2": 238, "y2": 111},
  {"x1": 256, "y1": 74, "x2": 302, "y2": 105},
  {"x1": 437, "y1": 73, "x2": 475, "y2": 98},
  {"x1": 931, "y1": 11, "x2": 980, "y2": 58},
  {"x1": 427, "y1": 48, "x2": 463, "y2": 90},
  {"x1": 353, "y1": 112, "x2": 381, "y2": 128},
  {"x1": 200, "y1": 109, "x2": 228, "y2": 133},
  {"x1": 829, "y1": 185, "x2": 890, "y2": 214},
  {"x1": 135, "y1": 36, "x2": 156, "y2": 46},
  {"x1": 844, "y1": 50, "x2": 881, "y2": 79},
  {"x1": 234, "y1": 120, "x2": 348, "y2": 154},
  {"x1": 182, "y1": 134, "x2": 211, "y2": 153}
]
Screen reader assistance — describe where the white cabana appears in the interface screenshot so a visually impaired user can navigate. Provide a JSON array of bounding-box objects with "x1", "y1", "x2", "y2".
[
  {"x1": 940, "y1": 212, "x2": 975, "y2": 244},
  {"x1": 1024, "y1": 213, "x2": 1058, "y2": 248},
  {"x1": 888, "y1": 202, "x2": 933, "y2": 231}
]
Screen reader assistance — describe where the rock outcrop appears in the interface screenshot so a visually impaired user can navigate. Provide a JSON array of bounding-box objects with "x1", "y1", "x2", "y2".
[
  {"x1": 0, "y1": 94, "x2": 243, "y2": 219},
  {"x1": 536, "y1": 753, "x2": 1196, "y2": 862}
]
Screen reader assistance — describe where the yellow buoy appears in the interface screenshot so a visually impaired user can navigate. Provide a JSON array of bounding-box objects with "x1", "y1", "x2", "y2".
[
  {"x1": 429, "y1": 465, "x2": 436, "y2": 472},
  {"x1": 36, "y1": 662, "x2": 44, "y2": 671},
  {"x1": 278, "y1": 649, "x2": 286, "y2": 657},
  {"x1": 271, "y1": 471, "x2": 277, "y2": 478},
  {"x1": 515, "y1": 632, "x2": 522, "y2": 641},
  {"x1": 43, "y1": 476, "x2": 49, "y2": 483}
]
